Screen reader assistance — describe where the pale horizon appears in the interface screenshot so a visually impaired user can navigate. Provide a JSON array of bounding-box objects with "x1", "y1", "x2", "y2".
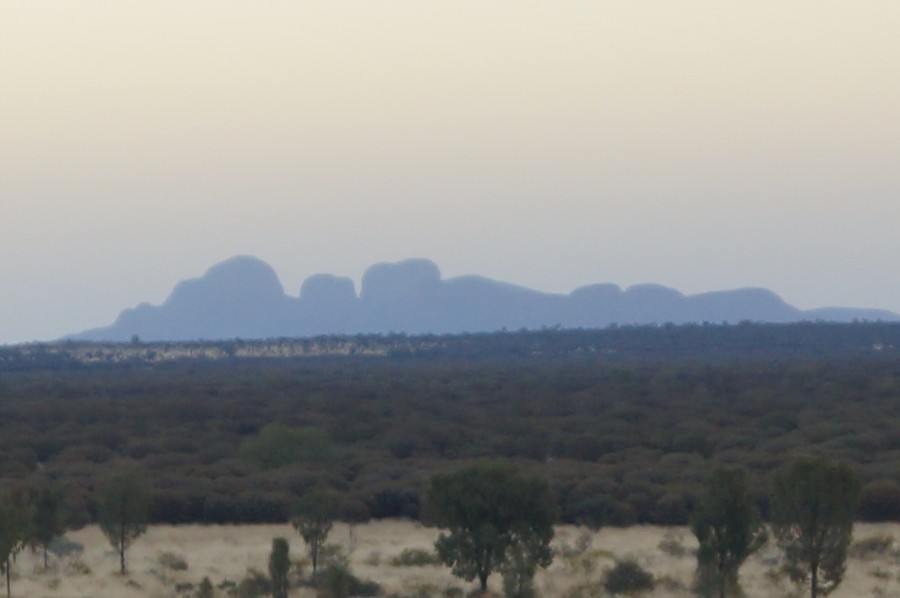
[{"x1": 3, "y1": 1, "x2": 900, "y2": 344}]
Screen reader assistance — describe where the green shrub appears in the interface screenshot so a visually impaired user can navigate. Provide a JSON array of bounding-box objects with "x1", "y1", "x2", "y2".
[
  {"x1": 48, "y1": 535, "x2": 84, "y2": 559},
  {"x1": 236, "y1": 569, "x2": 271, "y2": 598},
  {"x1": 849, "y1": 534, "x2": 895, "y2": 559},
  {"x1": 389, "y1": 547, "x2": 440, "y2": 567},
  {"x1": 66, "y1": 559, "x2": 91, "y2": 575},
  {"x1": 315, "y1": 563, "x2": 380, "y2": 598},
  {"x1": 158, "y1": 550, "x2": 189, "y2": 571},
  {"x1": 603, "y1": 559, "x2": 654, "y2": 595},
  {"x1": 657, "y1": 532, "x2": 688, "y2": 558}
]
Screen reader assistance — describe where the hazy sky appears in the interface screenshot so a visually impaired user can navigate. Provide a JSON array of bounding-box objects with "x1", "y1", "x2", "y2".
[{"x1": 2, "y1": 2, "x2": 899, "y2": 345}]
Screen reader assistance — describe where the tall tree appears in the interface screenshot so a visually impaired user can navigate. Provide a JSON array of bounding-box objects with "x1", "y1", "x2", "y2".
[
  {"x1": 0, "y1": 501, "x2": 29, "y2": 598},
  {"x1": 98, "y1": 466, "x2": 150, "y2": 574},
  {"x1": 291, "y1": 485, "x2": 336, "y2": 578},
  {"x1": 771, "y1": 457, "x2": 860, "y2": 598},
  {"x1": 425, "y1": 461, "x2": 555, "y2": 594},
  {"x1": 692, "y1": 467, "x2": 766, "y2": 598},
  {"x1": 269, "y1": 537, "x2": 290, "y2": 598},
  {"x1": 29, "y1": 487, "x2": 65, "y2": 569}
]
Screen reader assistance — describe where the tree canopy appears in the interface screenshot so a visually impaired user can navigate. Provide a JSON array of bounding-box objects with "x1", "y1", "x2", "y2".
[
  {"x1": 772, "y1": 457, "x2": 861, "y2": 598},
  {"x1": 0, "y1": 500, "x2": 29, "y2": 598},
  {"x1": 291, "y1": 484, "x2": 337, "y2": 578},
  {"x1": 29, "y1": 487, "x2": 65, "y2": 570},
  {"x1": 692, "y1": 467, "x2": 766, "y2": 598},
  {"x1": 98, "y1": 465, "x2": 150, "y2": 574},
  {"x1": 426, "y1": 462, "x2": 556, "y2": 593}
]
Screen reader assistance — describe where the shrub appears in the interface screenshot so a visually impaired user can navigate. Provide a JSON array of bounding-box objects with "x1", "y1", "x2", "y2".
[
  {"x1": 318, "y1": 543, "x2": 348, "y2": 569},
  {"x1": 48, "y1": 536, "x2": 84, "y2": 559},
  {"x1": 315, "y1": 563, "x2": 380, "y2": 598},
  {"x1": 389, "y1": 547, "x2": 440, "y2": 567},
  {"x1": 66, "y1": 559, "x2": 92, "y2": 575},
  {"x1": 849, "y1": 534, "x2": 895, "y2": 559},
  {"x1": 236, "y1": 569, "x2": 271, "y2": 598},
  {"x1": 657, "y1": 533, "x2": 688, "y2": 558},
  {"x1": 158, "y1": 551, "x2": 189, "y2": 571},
  {"x1": 603, "y1": 559, "x2": 654, "y2": 595}
]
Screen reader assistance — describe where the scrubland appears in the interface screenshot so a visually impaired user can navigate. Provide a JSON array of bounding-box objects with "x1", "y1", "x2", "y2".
[{"x1": 11, "y1": 521, "x2": 900, "y2": 597}]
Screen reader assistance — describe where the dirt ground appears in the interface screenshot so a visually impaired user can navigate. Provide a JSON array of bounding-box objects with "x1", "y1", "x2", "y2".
[{"x1": 10, "y1": 520, "x2": 900, "y2": 597}]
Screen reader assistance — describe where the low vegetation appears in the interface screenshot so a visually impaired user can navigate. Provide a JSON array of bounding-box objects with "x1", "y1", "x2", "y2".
[{"x1": 0, "y1": 323, "x2": 899, "y2": 595}]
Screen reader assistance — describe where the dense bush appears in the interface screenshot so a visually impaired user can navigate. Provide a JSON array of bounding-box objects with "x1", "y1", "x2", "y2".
[
  {"x1": 858, "y1": 480, "x2": 900, "y2": 521},
  {"x1": 2, "y1": 324, "x2": 900, "y2": 526},
  {"x1": 389, "y1": 547, "x2": 440, "y2": 567},
  {"x1": 365, "y1": 490, "x2": 421, "y2": 520},
  {"x1": 603, "y1": 559, "x2": 654, "y2": 595},
  {"x1": 315, "y1": 564, "x2": 381, "y2": 598}
]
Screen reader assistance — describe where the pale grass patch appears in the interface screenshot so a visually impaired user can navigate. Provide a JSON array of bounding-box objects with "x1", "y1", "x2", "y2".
[{"x1": 6, "y1": 521, "x2": 900, "y2": 597}]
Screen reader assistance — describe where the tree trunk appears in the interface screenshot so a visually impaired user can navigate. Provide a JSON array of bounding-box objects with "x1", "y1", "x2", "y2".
[
  {"x1": 810, "y1": 562, "x2": 818, "y2": 598},
  {"x1": 120, "y1": 521, "x2": 126, "y2": 574},
  {"x1": 479, "y1": 551, "x2": 490, "y2": 593},
  {"x1": 6, "y1": 555, "x2": 11, "y2": 598},
  {"x1": 718, "y1": 564, "x2": 726, "y2": 598},
  {"x1": 43, "y1": 544, "x2": 48, "y2": 570}
]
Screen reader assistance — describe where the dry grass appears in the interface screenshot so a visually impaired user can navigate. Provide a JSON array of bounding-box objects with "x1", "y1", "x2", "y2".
[{"x1": 10, "y1": 521, "x2": 900, "y2": 597}]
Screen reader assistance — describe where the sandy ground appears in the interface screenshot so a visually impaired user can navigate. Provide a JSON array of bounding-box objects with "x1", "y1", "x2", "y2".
[{"x1": 9, "y1": 521, "x2": 900, "y2": 597}]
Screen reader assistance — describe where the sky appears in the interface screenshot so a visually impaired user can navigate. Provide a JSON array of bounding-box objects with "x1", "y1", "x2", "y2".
[{"x1": 2, "y1": 1, "x2": 900, "y2": 345}]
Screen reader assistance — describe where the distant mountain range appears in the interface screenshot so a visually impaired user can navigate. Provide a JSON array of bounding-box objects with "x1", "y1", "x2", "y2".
[{"x1": 70, "y1": 256, "x2": 900, "y2": 342}]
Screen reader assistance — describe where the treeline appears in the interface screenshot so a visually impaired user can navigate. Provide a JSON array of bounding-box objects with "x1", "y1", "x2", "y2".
[
  {"x1": 1, "y1": 324, "x2": 900, "y2": 528},
  {"x1": 4, "y1": 321, "x2": 900, "y2": 371}
]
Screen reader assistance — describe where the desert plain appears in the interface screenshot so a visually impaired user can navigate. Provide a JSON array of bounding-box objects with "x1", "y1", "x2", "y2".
[{"x1": 8, "y1": 520, "x2": 900, "y2": 597}]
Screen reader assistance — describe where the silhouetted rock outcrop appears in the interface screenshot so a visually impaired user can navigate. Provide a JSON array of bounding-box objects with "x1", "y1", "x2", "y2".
[{"x1": 69, "y1": 256, "x2": 900, "y2": 342}]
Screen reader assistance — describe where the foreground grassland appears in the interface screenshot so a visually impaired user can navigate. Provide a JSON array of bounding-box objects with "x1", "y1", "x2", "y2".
[{"x1": 12, "y1": 521, "x2": 900, "y2": 597}]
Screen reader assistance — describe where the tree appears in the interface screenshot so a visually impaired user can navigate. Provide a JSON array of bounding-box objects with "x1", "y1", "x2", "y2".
[
  {"x1": 196, "y1": 576, "x2": 214, "y2": 598},
  {"x1": 603, "y1": 559, "x2": 655, "y2": 595},
  {"x1": 269, "y1": 537, "x2": 290, "y2": 598},
  {"x1": 291, "y1": 485, "x2": 336, "y2": 578},
  {"x1": 501, "y1": 537, "x2": 540, "y2": 598},
  {"x1": 691, "y1": 467, "x2": 766, "y2": 598},
  {"x1": 771, "y1": 457, "x2": 860, "y2": 598},
  {"x1": 0, "y1": 501, "x2": 29, "y2": 598},
  {"x1": 425, "y1": 462, "x2": 556, "y2": 594},
  {"x1": 98, "y1": 466, "x2": 150, "y2": 574},
  {"x1": 29, "y1": 487, "x2": 65, "y2": 569}
]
